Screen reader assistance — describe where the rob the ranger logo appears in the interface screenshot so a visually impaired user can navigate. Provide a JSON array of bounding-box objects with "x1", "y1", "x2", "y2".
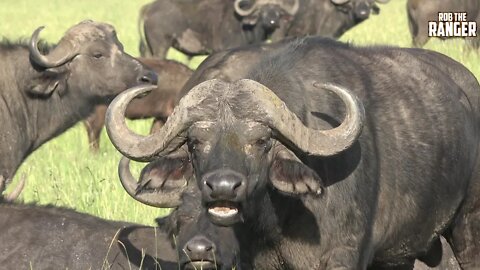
[{"x1": 428, "y1": 12, "x2": 477, "y2": 38}]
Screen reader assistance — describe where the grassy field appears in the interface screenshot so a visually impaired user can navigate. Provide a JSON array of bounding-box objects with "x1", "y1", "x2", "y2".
[{"x1": 0, "y1": 0, "x2": 477, "y2": 226}]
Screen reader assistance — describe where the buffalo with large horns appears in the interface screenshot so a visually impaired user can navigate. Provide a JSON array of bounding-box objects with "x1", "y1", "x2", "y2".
[
  {"x1": 118, "y1": 156, "x2": 462, "y2": 270},
  {"x1": 107, "y1": 36, "x2": 480, "y2": 269},
  {"x1": 0, "y1": 20, "x2": 157, "y2": 183}
]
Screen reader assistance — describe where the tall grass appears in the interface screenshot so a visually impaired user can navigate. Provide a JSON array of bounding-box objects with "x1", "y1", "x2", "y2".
[{"x1": 0, "y1": 0, "x2": 476, "y2": 226}]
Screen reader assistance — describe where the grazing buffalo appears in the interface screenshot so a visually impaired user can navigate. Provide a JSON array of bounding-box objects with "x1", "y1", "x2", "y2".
[
  {"x1": 138, "y1": 0, "x2": 299, "y2": 58},
  {"x1": 107, "y1": 36, "x2": 480, "y2": 269},
  {"x1": 407, "y1": 0, "x2": 480, "y2": 48},
  {"x1": 0, "y1": 20, "x2": 157, "y2": 183},
  {"x1": 84, "y1": 58, "x2": 193, "y2": 151}
]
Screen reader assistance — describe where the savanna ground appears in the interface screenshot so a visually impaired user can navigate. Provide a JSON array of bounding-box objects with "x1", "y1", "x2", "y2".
[{"x1": 0, "y1": 0, "x2": 477, "y2": 226}]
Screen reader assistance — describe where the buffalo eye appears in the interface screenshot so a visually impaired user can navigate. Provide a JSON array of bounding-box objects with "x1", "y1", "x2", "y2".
[
  {"x1": 253, "y1": 137, "x2": 271, "y2": 151},
  {"x1": 92, "y1": 52, "x2": 104, "y2": 59},
  {"x1": 188, "y1": 138, "x2": 201, "y2": 151}
]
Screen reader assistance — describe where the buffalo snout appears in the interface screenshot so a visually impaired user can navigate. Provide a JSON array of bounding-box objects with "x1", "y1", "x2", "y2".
[
  {"x1": 202, "y1": 169, "x2": 246, "y2": 201},
  {"x1": 182, "y1": 235, "x2": 217, "y2": 270},
  {"x1": 354, "y1": 2, "x2": 371, "y2": 21},
  {"x1": 201, "y1": 169, "x2": 246, "y2": 225},
  {"x1": 137, "y1": 69, "x2": 158, "y2": 85}
]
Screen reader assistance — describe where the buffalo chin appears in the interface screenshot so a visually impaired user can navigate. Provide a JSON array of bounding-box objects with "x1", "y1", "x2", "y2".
[{"x1": 183, "y1": 260, "x2": 217, "y2": 270}]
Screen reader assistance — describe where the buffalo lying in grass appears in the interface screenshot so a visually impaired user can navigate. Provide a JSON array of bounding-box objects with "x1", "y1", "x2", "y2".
[
  {"x1": 107, "y1": 36, "x2": 480, "y2": 269},
  {"x1": 0, "y1": 20, "x2": 157, "y2": 183},
  {"x1": 83, "y1": 58, "x2": 192, "y2": 151}
]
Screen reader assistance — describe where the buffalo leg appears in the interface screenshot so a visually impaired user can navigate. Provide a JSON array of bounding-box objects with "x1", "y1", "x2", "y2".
[
  {"x1": 447, "y1": 205, "x2": 480, "y2": 269},
  {"x1": 83, "y1": 105, "x2": 108, "y2": 152},
  {"x1": 447, "y1": 156, "x2": 480, "y2": 269}
]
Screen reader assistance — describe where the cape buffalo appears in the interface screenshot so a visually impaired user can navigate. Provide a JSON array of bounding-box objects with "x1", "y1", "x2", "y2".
[
  {"x1": 107, "y1": 36, "x2": 480, "y2": 269},
  {"x1": 119, "y1": 156, "x2": 462, "y2": 270},
  {"x1": 83, "y1": 58, "x2": 193, "y2": 151},
  {"x1": 0, "y1": 20, "x2": 157, "y2": 183},
  {"x1": 407, "y1": 0, "x2": 480, "y2": 48},
  {"x1": 138, "y1": 0, "x2": 300, "y2": 58},
  {"x1": 238, "y1": 0, "x2": 389, "y2": 41}
]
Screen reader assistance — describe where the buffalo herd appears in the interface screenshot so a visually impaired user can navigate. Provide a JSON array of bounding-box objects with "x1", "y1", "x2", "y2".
[{"x1": 0, "y1": 0, "x2": 478, "y2": 269}]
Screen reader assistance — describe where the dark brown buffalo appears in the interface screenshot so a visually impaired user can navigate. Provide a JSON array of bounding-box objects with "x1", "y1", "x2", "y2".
[
  {"x1": 0, "y1": 20, "x2": 157, "y2": 183},
  {"x1": 83, "y1": 58, "x2": 193, "y2": 151},
  {"x1": 407, "y1": 0, "x2": 480, "y2": 48},
  {"x1": 107, "y1": 37, "x2": 480, "y2": 269},
  {"x1": 138, "y1": 0, "x2": 300, "y2": 58}
]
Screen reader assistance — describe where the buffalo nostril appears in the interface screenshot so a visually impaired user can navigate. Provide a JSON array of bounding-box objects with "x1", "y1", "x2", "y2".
[
  {"x1": 205, "y1": 180, "x2": 213, "y2": 191},
  {"x1": 140, "y1": 75, "x2": 150, "y2": 83},
  {"x1": 139, "y1": 71, "x2": 158, "y2": 85},
  {"x1": 186, "y1": 237, "x2": 214, "y2": 254},
  {"x1": 232, "y1": 181, "x2": 241, "y2": 190}
]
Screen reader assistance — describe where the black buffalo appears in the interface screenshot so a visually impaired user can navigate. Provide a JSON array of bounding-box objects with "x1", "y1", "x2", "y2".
[
  {"x1": 119, "y1": 156, "x2": 462, "y2": 270},
  {"x1": 83, "y1": 58, "x2": 193, "y2": 152},
  {"x1": 138, "y1": 0, "x2": 299, "y2": 58},
  {"x1": 0, "y1": 20, "x2": 157, "y2": 183},
  {"x1": 407, "y1": 0, "x2": 480, "y2": 48},
  {"x1": 107, "y1": 36, "x2": 480, "y2": 269}
]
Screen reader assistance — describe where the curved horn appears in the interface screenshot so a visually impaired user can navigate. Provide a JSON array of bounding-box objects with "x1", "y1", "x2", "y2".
[
  {"x1": 331, "y1": 0, "x2": 350, "y2": 5},
  {"x1": 118, "y1": 157, "x2": 182, "y2": 208},
  {"x1": 238, "y1": 79, "x2": 365, "y2": 156},
  {"x1": 106, "y1": 81, "x2": 218, "y2": 162},
  {"x1": 234, "y1": 0, "x2": 258, "y2": 16},
  {"x1": 29, "y1": 26, "x2": 78, "y2": 68},
  {"x1": 282, "y1": 0, "x2": 300, "y2": 15}
]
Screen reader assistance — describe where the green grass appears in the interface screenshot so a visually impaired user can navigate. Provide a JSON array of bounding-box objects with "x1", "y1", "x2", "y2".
[{"x1": 0, "y1": 0, "x2": 477, "y2": 226}]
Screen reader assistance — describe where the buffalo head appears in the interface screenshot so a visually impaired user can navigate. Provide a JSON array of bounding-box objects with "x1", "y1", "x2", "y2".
[
  {"x1": 119, "y1": 157, "x2": 240, "y2": 269},
  {"x1": 330, "y1": 0, "x2": 388, "y2": 22},
  {"x1": 28, "y1": 20, "x2": 157, "y2": 100},
  {"x1": 107, "y1": 79, "x2": 365, "y2": 226},
  {"x1": 235, "y1": 0, "x2": 299, "y2": 31}
]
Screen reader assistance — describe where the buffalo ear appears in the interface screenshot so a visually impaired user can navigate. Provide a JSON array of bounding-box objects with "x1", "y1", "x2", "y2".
[
  {"x1": 269, "y1": 149, "x2": 325, "y2": 196},
  {"x1": 26, "y1": 69, "x2": 67, "y2": 97},
  {"x1": 136, "y1": 154, "x2": 193, "y2": 193}
]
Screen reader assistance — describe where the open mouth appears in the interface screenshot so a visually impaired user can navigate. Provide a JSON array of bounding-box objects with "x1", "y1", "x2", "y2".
[
  {"x1": 183, "y1": 260, "x2": 216, "y2": 270},
  {"x1": 207, "y1": 201, "x2": 239, "y2": 219}
]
